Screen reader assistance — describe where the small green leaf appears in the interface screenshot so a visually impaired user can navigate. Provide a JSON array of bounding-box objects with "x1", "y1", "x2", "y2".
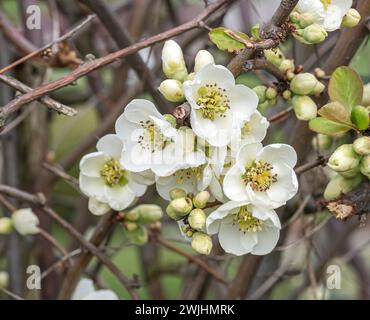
[
  {"x1": 251, "y1": 24, "x2": 260, "y2": 40},
  {"x1": 318, "y1": 101, "x2": 352, "y2": 125},
  {"x1": 209, "y1": 27, "x2": 250, "y2": 53},
  {"x1": 351, "y1": 105, "x2": 369, "y2": 130},
  {"x1": 309, "y1": 117, "x2": 352, "y2": 136},
  {"x1": 328, "y1": 66, "x2": 363, "y2": 111}
]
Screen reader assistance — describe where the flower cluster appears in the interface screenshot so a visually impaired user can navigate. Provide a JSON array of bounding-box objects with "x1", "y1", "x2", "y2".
[{"x1": 78, "y1": 40, "x2": 299, "y2": 256}]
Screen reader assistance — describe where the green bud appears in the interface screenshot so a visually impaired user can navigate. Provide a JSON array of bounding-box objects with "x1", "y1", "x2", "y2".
[
  {"x1": 0, "y1": 271, "x2": 9, "y2": 289},
  {"x1": 338, "y1": 166, "x2": 361, "y2": 179},
  {"x1": 253, "y1": 85, "x2": 267, "y2": 103},
  {"x1": 191, "y1": 232, "x2": 212, "y2": 255},
  {"x1": 0, "y1": 217, "x2": 12, "y2": 235},
  {"x1": 192, "y1": 191, "x2": 210, "y2": 209},
  {"x1": 170, "y1": 197, "x2": 193, "y2": 215},
  {"x1": 163, "y1": 114, "x2": 177, "y2": 128},
  {"x1": 133, "y1": 204, "x2": 163, "y2": 224},
  {"x1": 283, "y1": 90, "x2": 292, "y2": 100},
  {"x1": 290, "y1": 73, "x2": 318, "y2": 95},
  {"x1": 360, "y1": 155, "x2": 370, "y2": 178},
  {"x1": 251, "y1": 23, "x2": 260, "y2": 40},
  {"x1": 328, "y1": 144, "x2": 361, "y2": 173},
  {"x1": 124, "y1": 225, "x2": 148, "y2": 245},
  {"x1": 286, "y1": 70, "x2": 296, "y2": 81},
  {"x1": 269, "y1": 98, "x2": 278, "y2": 106},
  {"x1": 341, "y1": 8, "x2": 361, "y2": 28},
  {"x1": 362, "y1": 83, "x2": 370, "y2": 106},
  {"x1": 312, "y1": 134, "x2": 333, "y2": 151},
  {"x1": 264, "y1": 48, "x2": 285, "y2": 67},
  {"x1": 124, "y1": 221, "x2": 138, "y2": 232},
  {"x1": 159, "y1": 79, "x2": 184, "y2": 102},
  {"x1": 301, "y1": 24, "x2": 328, "y2": 44},
  {"x1": 353, "y1": 137, "x2": 370, "y2": 156},
  {"x1": 194, "y1": 50, "x2": 215, "y2": 73},
  {"x1": 125, "y1": 210, "x2": 139, "y2": 222},
  {"x1": 324, "y1": 174, "x2": 362, "y2": 201},
  {"x1": 266, "y1": 87, "x2": 278, "y2": 100},
  {"x1": 162, "y1": 40, "x2": 188, "y2": 81},
  {"x1": 311, "y1": 81, "x2": 325, "y2": 95},
  {"x1": 188, "y1": 208, "x2": 207, "y2": 230},
  {"x1": 292, "y1": 95, "x2": 318, "y2": 121},
  {"x1": 351, "y1": 105, "x2": 369, "y2": 131},
  {"x1": 289, "y1": 11, "x2": 301, "y2": 24},
  {"x1": 299, "y1": 12, "x2": 315, "y2": 28},
  {"x1": 169, "y1": 188, "x2": 187, "y2": 200},
  {"x1": 258, "y1": 100, "x2": 270, "y2": 113},
  {"x1": 279, "y1": 59, "x2": 295, "y2": 73}
]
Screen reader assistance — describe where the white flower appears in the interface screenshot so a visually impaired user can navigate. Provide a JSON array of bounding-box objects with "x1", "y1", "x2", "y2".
[
  {"x1": 12, "y1": 208, "x2": 40, "y2": 235},
  {"x1": 79, "y1": 134, "x2": 147, "y2": 211},
  {"x1": 297, "y1": 0, "x2": 352, "y2": 31},
  {"x1": 223, "y1": 143, "x2": 298, "y2": 208},
  {"x1": 115, "y1": 99, "x2": 180, "y2": 177},
  {"x1": 207, "y1": 201, "x2": 281, "y2": 256},
  {"x1": 72, "y1": 279, "x2": 118, "y2": 300},
  {"x1": 183, "y1": 64, "x2": 259, "y2": 147},
  {"x1": 162, "y1": 40, "x2": 188, "y2": 81}
]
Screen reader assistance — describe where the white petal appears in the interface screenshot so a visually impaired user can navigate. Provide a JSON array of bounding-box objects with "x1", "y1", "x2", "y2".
[
  {"x1": 132, "y1": 169, "x2": 156, "y2": 186},
  {"x1": 115, "y1": 114, "x2": 140, "y2": 141},
  {"x1": 223, "y1": 165, "x2": 249, "y2": 202},
  {"x1": 236, "y1": 142, "x2": 263, "y2": 168},
  {"x1": 80, "y1": 152, "x2": 107, "y2": 178},
  {"x1": 149, "y1": 116, "x2": 177, "y2": 139},
  {"x1": 83, "y1": 290, "x2": 119, "y2": 300},
  {"x1": 71, "y1": 279, "x2": 95, "y2": 300},
  {"x1": 182, "y1": 79, "x2": 202, "y2": 110},
  {"x1": 120, "y1": 142, "x2": 152, "y2": 172},
  {"x1": 88, "y1": 198, "x2": 111, "y2": 216},
  {"x1": 79, "y1": 175, "x2": 106, "y2": 200},
  {"x1": 257, "y1": 144, "x2": 297, "y2": 168},
  {"x1": 96, "y1": 134, "x2": 123, "y2": 159},
  {"x1": 210, "y1": 145, "x2": 227, "y2": 177},
  {"x1": 190, "y1": 109, "x2": 217, "y2": 141},
  {"x1": 228, "y1": 84, "x2": 258, "y2": 120},
  {"x1": 252, "y1": 206, "x2": 281, "y2": 228},
  {"x1": 251, "y1": 226, "x2": 280, "y2": 255},
  {"x1": 322, "y1": 4, "x2": 346, "y2": 31},
  {"x1": 123, "y1": 99, "x2": 163, "y2": 124},
  {"x1": 104, "y1": 185, "x2": 136, "y2": 211},
  {"x1": 194, "y1": 64, "x2": 235, "y2": 89},
  {"x1": 208, "y1": 176, "x2": 225, "y2": 203}
]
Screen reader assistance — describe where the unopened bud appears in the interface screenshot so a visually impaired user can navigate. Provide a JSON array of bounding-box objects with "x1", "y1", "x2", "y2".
[
  {"x1": 192, "y1": 191, "x2": 210, "y2": 209},
  {"x1": 134, "y1": 204, "x2": 163, "y2": 224},
  {"x1": 360, "y1": 155, "x2": 370, "y2": 178},
  {"x1": 290, "y1": 73, "x2": 318, "y2": 95},
  {"x1": 351, "y1": 105, "x2": 369, "y2": 131},
  {"x1": 266, "y1": 87, "x2": 278, "y2": 100},
  {"x1": 188, "y1": 208, "x2": 207, "y2": 230},
  {"x1": 0, "y1": 271, "x2": 9, "y2": 289},
  {"x1": 163, "y1": 114, "x2": 177, "y2": 128},
  {"x1": 191, "y1": 232, "x2": 212, "y2": 255},
  {"x1": 162, "y1": 40, "x2": 188, "y2": 81},
  {"x1": 311, "y1": 81, "x2": 325, "y2": 95},
  {"x1": 299, "y1": 12, "x2": 314, "y2": 28},
  {"x1": 253, "y1": 85, "x2": 267, "y2": 104},
  {"x1": 286, "y1": 70, "x2": 296, "y2": 81},
  {"x1": 170, "y1": 197, "x2": 193, "y2": 215},
  {"x1": 314, "y1": 68, "x2": 326, "y2": 79},
  {"x1": 88, "y1": 198, "x2": 110, "y2": 216},
  {"x1": 124, "y1": 221, "x2": 138, "y2": 232},
  {"x1": 194, "y1": 50, "x2": 215, "y2": 73},
  {"x1": 292, "y1": 95, "x2": 318, "y2": 120},
  {"x1": 312, "y1": 134, "x2": 333, "y2": 151},
  {"x1": 353, "y1": 137, "x2": 370, "y2": 156},
  {"x1": 12, "y1": 208, "x2": 39, "y2": 236},
  {"x1": 258, "y1": 100, "x2": 270, "y2": 113},
  {"x1": 328, "y1": 144, "x2": 361, "y2": 173},
  {"x1": 159, "y1": 79, "x2": 184, "y2": 102},
  {"x1": 124, "y1": 225, "x2": 148, "y2": 245},
  {"x1": 169, "y1": 188, "x2": 187, "y2": 200},
  {"x1": 301, "y1": 24, "x2": 328, "y2": 44},
  {"x1": 324, "y1": 174, "x2": 362, "y2": 201},
  {"x1": 0, "y1": 217, "x2": 12, "y2": 235},
  {"x1": 279, "y1": 59, "x2": 295, "y2": 73},
  {"x1": 341, "y1": 8, "x2": 361, "y2": 28},
  {"x1": 289, "y1": 11, "x2": 301, "y2": 24},
  {"x1": 339, "y1": 166, "x2": 361, "y2": 179},
  {"x1": 283, "y1": 90, "x2": 292, "y2": 100},
  {"x1": 264, "y1": 48, "x2": 285, "y2": 67},
  {"x1": 362, "y1": 83, "x2": 370, "y2": 106}
]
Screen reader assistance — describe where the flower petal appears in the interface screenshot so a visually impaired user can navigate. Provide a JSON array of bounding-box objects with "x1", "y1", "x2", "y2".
[
  {"x1": 228, "y1": 84, "x2": 258, "y2": 120},
  {"x1": 104, "y1": 185, "x2": 136, "y2": 211},
  {"x1": 80, "y1": 152, "x2": 107, "y2": 178},
  {"x1": 251, "y1": 226, "x2": 280, "y2": 255},
  {"x1": 257, "y1": 143, "x2": 297, "y2": 168},
  {"x1": 223, "y1": 165, "x2": 249, "y2": 202},
  {"x1": 195, "y1": 64, "x2": 235, "y2": 89},
  {"x1": 122, "y1": 99, "x2": 163, "y2": 124},
  {"x1": 96, "y1": 134, "x2": 123, "y2": 159},
  {"x1": 236, "y1": 142, "x2": 263, "y2": 169},
  {"x1": 79, "y1": 175, "x2": 106, "y2": 200}
]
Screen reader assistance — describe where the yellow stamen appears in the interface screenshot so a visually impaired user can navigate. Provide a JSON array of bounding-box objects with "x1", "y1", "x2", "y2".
[
  {"x1": 100, "y1": 159, "x2": 128, "y2": 187},
  {"x1": 241, "y1": 160, "x2": 277, "y2": 192},
  {"x1": 196, "y1": 84, "x2": 230, "y2": 120},
  {"x1": 174, "y1": 166, "x2": 204, "y2": 184},
  {"x1": 233, "y1": 206, "x2": 264, "y2": 233},
  {"x1": 320, "y1": 0, "x2": 332, "y2": 10}
]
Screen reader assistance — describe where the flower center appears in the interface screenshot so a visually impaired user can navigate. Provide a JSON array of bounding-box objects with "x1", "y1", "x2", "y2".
[
  {"x1": 100, "y1": 159, "x2": 128, "y2": 187},
  {"x1": 196, "y1": 84, "x2": 229, "y2": 120},
  {"x1": 320, "y1": 0, "x2": 331, "y2": 10},
  {"x1": 138, "y1": 120, "x2": 170, "y2": 152},
  {"x1": 174, "y1": 166, "x2": 204, "y2": 184},
  {"x1": 233, "y1": 206, "x2": 264, "y2": 233},
  {"x1": 241, "y1": 160, "x2": 277, "y2": 192},
  {"x1": 241, "y1": 121, "x2": 251, "y2": 138}
]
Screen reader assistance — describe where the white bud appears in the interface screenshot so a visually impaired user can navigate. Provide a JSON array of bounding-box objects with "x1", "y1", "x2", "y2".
[
  {"x1": 162, "y1": 40, "x2": 188, "y2": 81},
  {"x1": 292, "y1": 95, "x2": 318, "y2": 120},
  {"x1": 0, "y1": 217, "x2": 13, "y2": 235},
  {"x1": 324, "y1": 174, "x2": 362, "y2": 201},
  {"x1": 341, "y1": 8, "x2": 361, "y2": 28},
  {"x1": 191, "y1": 232, "x2": 212, "y2": 255},
  {"x1": 159, "y1": 79, "x2": 184, "y2": 102},
  {"x1": 301, "y1": 24, "x2": 328, "y2": 44},
  {"x1": 88, "y1": 198, "x2": 111, "y2": 216},
  {"x1": 353, "y1": 136, "x2": 370, "y2": 156},
  {"x1": 0, "y1": 271, "x2": 9, "y2": 289},
  {"x1": 188, "y1": 208, "x2": 206, "y2": 230},
  {"x1": 11, "y1": 208, "x2": 40, "y2": 235},
  {"x1": 194, "y1": 50, "x2": 215, "y2": 73},
  {"x1": 328, "y1": 144, "x2": 361, "y2": 173},
  {"x1": 290, "y1": 73, "x2": 318, "y2": 95},
  {"x1": 192, "y1": 191, "x2": 210, "y2": 209}
]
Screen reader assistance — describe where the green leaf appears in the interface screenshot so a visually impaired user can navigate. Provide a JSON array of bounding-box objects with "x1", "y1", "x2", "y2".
[
  {"x1": 351, "y1": 105, "x2": 369, "y2": 130},
  {"x1": 328, "y1": 66, "x2": 363, "y2": 111},
  {"x1": 209, "y1": 27, "x2": 250, "y2": 53},
  {"x1": 317, "y1": 101, "x2": 352, "y2": 125},
  {"x1": 309, "y1": 117, "x2": 352, "y2": 136},
  {"x1": 251, "y1": 24, "x2": 260, "y2": 40}
]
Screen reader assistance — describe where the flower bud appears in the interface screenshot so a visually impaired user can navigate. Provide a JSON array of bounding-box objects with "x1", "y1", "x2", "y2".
[
  {"x1": 191, "y1": 232, "x2": 212, "y2": 255},
  {"x1": 163, "y1": 114, "x2": 177, "y2": 127},
  {"x1": 192, "y1": 191, "x2": 210, "y2": 209},
  {"x1": 312, "y1": 134, "x2": 333, "y2": 151},
  {"x1": 159, "y1": 79, "x2": 184, "y2": 102},
  {"x1": 0, "y1": 217, "x2": 13, "y2": 235},
  {"x1": 290, "y1": 73, "x2": 318, "y2": 95},
  {"x1": 286, "y1": 70, "x2": 296, "y2": 81},
  {"x1": 194, "y1": 50, "x2": 215, "y2": 73},
  {"x1": 289, "y1": 11, "x2": 301, "y2": 24},
  {"x1": 258, "y1": 100, "x2": 270, "y2": 113},
  {"x1": 362, "y1": 83, "x2": 370, "y2": 106},
  {"x1": 134, "y1": 204, "x2": 163, "y2": 224},
  {"x1": 188, "y1": 208, "x2": 207, "y2": 230},
  {"x1": 124, "y1": 221, "x2": 138, "y2": 232},
  {"x1": 338, "y1": 166, "x2": 361, "y2": 179},
  {"x1": 301, "y1": 24, "x2": 328, "y2": 44},
  {"x1": 283, "y1": 90, "x2": 292, "y2": 100},
  {"x1": 341, "y1": 8, "x2": 361, "y2": 28},
  {"x1": 292, "y1": 95, "x2": 318, "y2": 120},
  {"x1": 360, "y1": 155, "x2": 370, "y2": 178},
  {"x1": 253, "y1": 85, "x2": 267, "y2": 103},
  {"x1": 266, "y1": 87, "x2": 278, "y2": 100},
  {"x1": 264, "y1": 48, "x2": 285, "y2": 67},
  {"x1": 11, "y1": 208, "x2": 39, "y2": 236},
  {"x1": 279, "y1": 59, "x2": 295, "y2": 73},
  {"x1": 269, "y1": 98, "x2": 278, "y2": 106},
  {"x1": 353, "y1": 136, "x2": 370, "y2": 156},
  {"x1": 169, "y1": 188, "x2": 187, "y2": 200},
  {"x1": 351, "y1": 105, "x2": 369, "y2": 131},
  {"x1": 170, "y1": 197, "x2": 193, "y2": 215},
  {"x1": 328, "y1": 144, "x2": 361, "y2": 173},
  {"x1": 299, "y1": 12, "x2": 314, "y2": 28},
  {"x1": 162, "y1": 40, "x2": 188, "y2": 81},
  {"x1": 324, "y1": 174, "x2": 362, "y2": 201},
  {"x1": 0, "y1": 271, "x2": 9, "y2": 289},
  {"x1": 125, "y1": 210, "x2": 139, "y2": 222},
  {"x1": 123, "y1": 225, "x2": 148, "y2": 245},
  {"x1": 88, "y1": 198, "x2": 110, "y2": 216},
  {"x1": 311, "y1": 81, "x2": 325, "y2": 95},
  {"x1": 314, "y1": 68, "x2": 326, "y2": 79}
]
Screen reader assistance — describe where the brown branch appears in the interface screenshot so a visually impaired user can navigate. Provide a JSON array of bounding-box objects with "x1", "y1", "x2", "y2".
[
  {"x1": 294, "y1": 155, "x2": 329, "y2": 175},
  {"x1": 243, "y1": 58, "x2": 286, "y2": 81}
]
